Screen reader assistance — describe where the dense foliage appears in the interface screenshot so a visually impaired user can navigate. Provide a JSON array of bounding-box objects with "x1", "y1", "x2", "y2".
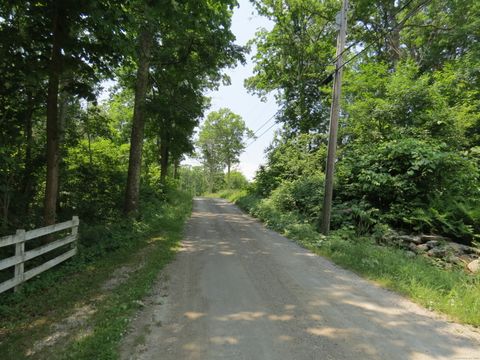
[
  {"x1": 248, "y1": 0, "x2": 480, "y2": 246},
  {"x1": 0, "y1": 1, "x2": 243, "y2": 235}
]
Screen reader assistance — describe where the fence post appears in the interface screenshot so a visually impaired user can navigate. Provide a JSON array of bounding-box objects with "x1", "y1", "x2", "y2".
[
  {"x1": 71, "y1": 216, "x2": 79, "y2": 253},
  {"x1": 14, "y1": 229, "x2": 26, "y2": 293}
]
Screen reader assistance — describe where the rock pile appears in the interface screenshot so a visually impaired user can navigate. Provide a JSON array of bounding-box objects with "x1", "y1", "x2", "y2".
[{"x1": 381, "y1": 232, "x2": 480, "y2": 273}]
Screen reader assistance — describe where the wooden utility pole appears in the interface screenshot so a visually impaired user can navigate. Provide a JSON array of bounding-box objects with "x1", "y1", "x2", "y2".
[{"x1": 321, "y1": 0, "x2": 348, "y2": 235}]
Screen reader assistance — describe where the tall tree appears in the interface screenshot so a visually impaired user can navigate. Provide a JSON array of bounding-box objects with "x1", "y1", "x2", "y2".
[
  {"x1": 197, "y1": 108, "x2": 252, "y2": 189},
  {"x1": 0, "y1": 1, "x2": 117, "y2": 226},
  {"x1": 246, "y1": 0, "x2": 338, "y2": 134},
  {"x1": 124, "y1": 23, "x2": 153, "y2": 214},
  {"x1": 123, "y1": 0, "x2": 244, "y2": 213},
  {"x1": 2, "y1": 0, "x2": 129, "y2": 225},
  {"x1": 44, "y1": 1, "x2": 66, "y2": 226},
  {"x1": 0, "y1": 1, "x2": 49, "y2": 228}
]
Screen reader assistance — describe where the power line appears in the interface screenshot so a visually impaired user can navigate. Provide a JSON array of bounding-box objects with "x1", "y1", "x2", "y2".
[
  {"x1": 252, "y1": 112, "x2": 277, "y2": 136},
  {"x1": 244, "y1": 0, "x2": 432, "y2": 151},
  {"x1": 327, "y1": 0, "x2": 418, "y2": 66},
  {"x1": 246, "y1": 120, "x2": 279, "y2": 148},
  {"x1": 321, "y1": 0, "x2": 432, "y2": 85},
  {"x1": 343, "y1": 0, "x2": 431, "y2": 68},
  {"x1": 240, "y1": 110, "x2": 280, "y2": 149}
]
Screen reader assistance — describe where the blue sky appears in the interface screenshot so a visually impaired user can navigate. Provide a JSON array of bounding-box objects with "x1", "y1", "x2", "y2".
[{"x1": 184, "y1": 0, "x2": 279, "y2": 180}]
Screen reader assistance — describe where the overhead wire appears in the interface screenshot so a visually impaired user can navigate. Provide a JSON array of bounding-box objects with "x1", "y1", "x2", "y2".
[
  {"x1": 246, "y1": 120, "x2": 279, "y2": 148},
  {"x1": 327, "y1": 0, "x2": 418, "y2": 67},
  {"x1": 342, "y1": 0, "x2": 432, "y2": 68},
  {"x1": 251, "y1": 111, "x2": 278, "y2": 136},
  {"x1": 244, "y1": 0, "x2": 433, "y2": 148},
  {"x1": 244, "y1": 110, "x2": 281, "y2": 148},
  {"x1": 321, "y1": 0, "x2": 432, "y2": 85}
]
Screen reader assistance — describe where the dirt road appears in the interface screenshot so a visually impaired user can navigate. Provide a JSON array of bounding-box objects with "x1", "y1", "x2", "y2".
[{"x1": 121, "y1": 197, "x2": 480, "y2": 360}]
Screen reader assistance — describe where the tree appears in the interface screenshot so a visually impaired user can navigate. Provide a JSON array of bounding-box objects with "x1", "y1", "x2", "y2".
[
  {"x1": 0, "y1": 0, "x2": 245, "y2": 230},
  {"x1": 341, "y1": 60, "x2": 461, "y2": 146},
  {"x1": 197, "y1": 108, "x2": 253, "y2": 190},
  {"x1": 44, "y1": 0, "x2": 128, "y2": 225},
  {"x1": 124, "y1": 16, "x2": 153, "y2": 214},
  {"x1": 123, "y1": 0, "x2": 244, "y2": 214},
  {"x1": 247, "y1": 0, "x2": 480, "y2": 242},
  {"x1": 351, "y1": 0, "x2": 480, "y2": 71},
  {"x1": 0, "y1": 0, "x2": 128, "y2": 226},
  {"x1": 246, "y1": 0, "x2": 338, "y2": 134}
]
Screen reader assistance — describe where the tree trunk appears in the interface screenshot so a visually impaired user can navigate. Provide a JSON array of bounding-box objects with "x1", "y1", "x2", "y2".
[
  {"x1": 227, "y1": 161, "x2": 231, "y2": 189},
  {"x1": 387, "y1": 1, "x2": 401, "y2": 64},
  {"x1": 84, "y1": 103, "x2": 93, "y2": 166},
  {"x1": 56, "y1": 89, "x2": 68, "y2": 213},
  {"x1": 124, "y1": 26, "x2": 152, "y2": 215},
  {"x1": 160, "y1": 138, "x2": 169, "y2": 185},
  {"x1": 44, "y1": 2, "x2": 65, "y2": 226},
  {"x1": 208, "y1": 164, "x2": 214, "y2": 193},
  {"x1": 22, "y1": 91, "x2": 34, "y2": 214},
  {"x1": 173, "y1": 159, "x2": 179, "y2": 180}
]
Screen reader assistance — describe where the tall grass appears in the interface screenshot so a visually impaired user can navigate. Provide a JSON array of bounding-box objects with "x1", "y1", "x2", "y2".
[{"x1": 0, "y1": 189, "x2": 193, "y2": 359}]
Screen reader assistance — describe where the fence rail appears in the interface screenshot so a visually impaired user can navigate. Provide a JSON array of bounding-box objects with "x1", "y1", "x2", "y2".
[{"x1": 0, "y1": 216, "x2": 79, "y2": 294}]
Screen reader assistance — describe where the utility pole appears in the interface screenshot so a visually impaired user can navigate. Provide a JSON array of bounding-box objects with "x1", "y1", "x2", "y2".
[{"x1": 321, "y1": 0, "x2": 348, "y2": 235}]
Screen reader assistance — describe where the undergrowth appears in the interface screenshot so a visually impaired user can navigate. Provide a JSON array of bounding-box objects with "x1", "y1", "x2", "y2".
[
  {"x1": 0, "y1": 188, "x2": 192, "y2": 360},
  {"x1": 217, "y1": 189, "x2": 480, "y2": 327}
]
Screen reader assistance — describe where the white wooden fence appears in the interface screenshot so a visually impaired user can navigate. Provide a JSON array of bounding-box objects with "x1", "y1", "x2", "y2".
[{"x1": 0, "y1": 216, "x2": 79, "y2": 294}]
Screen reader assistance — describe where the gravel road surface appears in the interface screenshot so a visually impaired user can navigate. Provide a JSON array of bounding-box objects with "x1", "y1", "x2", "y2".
[{"x1": 121, "y1": 197, "x2": 480, "y2": 360}]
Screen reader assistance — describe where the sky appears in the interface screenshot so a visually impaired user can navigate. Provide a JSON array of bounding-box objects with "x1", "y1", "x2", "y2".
[{"x1": 183, "y1": 0, "x2": 280, "y2": 180}]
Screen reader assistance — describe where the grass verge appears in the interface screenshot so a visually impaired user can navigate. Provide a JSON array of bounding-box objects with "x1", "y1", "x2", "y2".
[
  {"x1": 0, "y1": 189, "x2": 192, "y2": 360},
  {"x1": 216, "y1": 189, "x2": 480, "y2": 327}
]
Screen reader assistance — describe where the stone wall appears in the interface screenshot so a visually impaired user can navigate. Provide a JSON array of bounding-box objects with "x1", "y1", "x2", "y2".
[{"x1": 380, "y1": 232, "x2": 480, "y2": 273}]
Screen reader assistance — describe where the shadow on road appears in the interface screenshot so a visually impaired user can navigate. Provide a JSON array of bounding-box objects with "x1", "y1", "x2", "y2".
[{"x1": 121, "y1": 197, "x2": 480, "y2": 360}]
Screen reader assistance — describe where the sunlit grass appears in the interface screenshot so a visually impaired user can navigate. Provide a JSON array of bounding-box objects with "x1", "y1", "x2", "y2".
[{"x1": 0, "y1": 189, "x2": 193, "y2": 360}]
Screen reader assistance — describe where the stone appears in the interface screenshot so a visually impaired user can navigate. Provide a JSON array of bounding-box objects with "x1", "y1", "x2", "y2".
[
  {"x1": 420, "y1": 234, "x2": 449, "y2": 242},
  {"x1": 416, "y1": 244, "x2": 429, "y2": 252},
  {"x1": 467, "y1": 259, "x2": 480, "y2": 273},
  {"x1": 408, "y1": 242, "x2": 419, "y2": 252},
  {"x1": 447, "y1": 242, "x2": 477, "y2": 255},
  {"x1": 152, "y1": 310, "x2": 163, "y2": 325},
  {"x1": 425, "y1": 240, "x2": 440, "y2": 249},
  {"x1": 398, "y1": 235, "x2": 423, "y2": 244},
  {"x1": 444, "y1": 263, "x2": 453, "y2": 270},
  {"x1": 380, "y1": 234, "x2": 398, "y2": 246},
  {"x1": 445, "y1": 255, "x2": 464, "y2": 266},
  {"x1": 447, "y1": 243, "x2": 480, "y2": 259},
  {"x1": 134, "y1": 300, "x2": 145, "y2": 307},
  {"x1": 427, "y1": 247, "x2": 446, "y2": 258}
]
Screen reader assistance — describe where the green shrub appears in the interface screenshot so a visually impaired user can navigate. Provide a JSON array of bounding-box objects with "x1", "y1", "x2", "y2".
[
  {"x1": 331, "y1": 200, "x2": 381, "y2": 234},
  {"x1": 336, "y1": 138, "x2": 480, "y2": 242},
  {"x1": 62, "y1": 139, "x2": 129, "y2": 222},
  {"x1": 252, "y1": 133, "x2": 327, "y2": 197},
  {"x1": 338, "y1": 138, "x2": 477, "y2": 206},
  {"x1": 404, "y1": 199, "x2": 480, "y2": 243},
  {"x1": 284, "y1": 222, "x2": 320, "y2": 244},
  {"x1": 269, "y1": 181, "x2": 297, "y2": 213},
  {"x1": 217, "y1": 189, "x2": 261, "y2": 213},
  {"x1": 225, "y1": 171, "x2": 249, "y2": 189},
  {"x1": 270, "y1": 173, "x2": 324, "y2": 223}
]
